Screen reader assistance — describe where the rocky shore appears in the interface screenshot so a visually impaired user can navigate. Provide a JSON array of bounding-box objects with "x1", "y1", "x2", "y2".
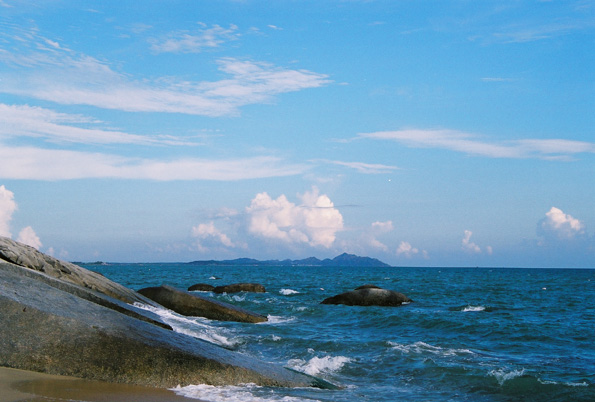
[{"x1": 0, "y1": 237, "x2": 334, "y2": 391}]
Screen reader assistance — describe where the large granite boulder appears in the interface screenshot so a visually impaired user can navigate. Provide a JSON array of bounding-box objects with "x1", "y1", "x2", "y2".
[
  {"x1": 321, "y1": 285, "x2": 412, "y2": 307},
  {"x1": 0, "y1": 237, "x2": 334, "y2": 390},
  {"x1": 139, "y1": 285, "x2": 267, "y2": 323},
  {"x1": 0, "y1": 237, "x2": 149, "y2": 305},
  {"x1": 213, "y1": 283, "x2": 266, "y2": 294}
]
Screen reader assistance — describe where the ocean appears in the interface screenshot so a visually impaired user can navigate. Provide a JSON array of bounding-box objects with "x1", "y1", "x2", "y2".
[{"x1": 82, "y1": 263, "x2": 595, "y2": 402}]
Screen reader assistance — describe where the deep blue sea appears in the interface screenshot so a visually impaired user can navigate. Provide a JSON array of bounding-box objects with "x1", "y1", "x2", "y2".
[{"x1": 82, "y1": 264, "x2": 595, "y2": 402}]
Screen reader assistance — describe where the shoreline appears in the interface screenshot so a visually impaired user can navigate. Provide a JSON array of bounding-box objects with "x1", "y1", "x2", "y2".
[{"x1": 0, "y1": 367, "x2": 206, "y2": 402}]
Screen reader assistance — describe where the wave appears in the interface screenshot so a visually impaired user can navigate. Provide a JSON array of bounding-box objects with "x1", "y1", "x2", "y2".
[
  {"x1": 260, "y1": 315, "x2": 297, "y2": 325},
  {"x1": 171, "y1": 383, "x2": 320, "y2": 402},
  {"x1": 132, "y1": 302, "x2": 239, "y2": 348},
  {"x1": 287, "y1": 355, "x2": 353, "y2": 377},
  {"x1": 462, "y1": 305, "x2": 486, "y2": 312},
  {"x1": 388, "y1": 341, "x2": 475, "y2": 357},
  {"x1": 279, "y1": 288, "x2": 300, "y2": 295}
]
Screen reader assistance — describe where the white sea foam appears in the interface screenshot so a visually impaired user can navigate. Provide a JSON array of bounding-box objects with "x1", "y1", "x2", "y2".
[
  {"x1": 488, "y1": 368, "x2": 526, "y2": 386},
  {"x1": 462, "y1": 305, "x2": 486, "y2": 312},
  {"x1": 287, "y1": 355, "x2": 353, "y2": 377},
  {"x1": 388, "y1": 341, "x2": 474, "y2": 357},
  {"x1": 171, "y1": 383, "x2": 320, "y2": 402},
  {"x1": 279, "y1": 288, "x2": 300, "y2": 295},
  {"x1": 260, "y1": 315, "x2": 297, "y2": 325},
  {"x1": 132, "y1": 302, "x2": 239, "y2": 348}
]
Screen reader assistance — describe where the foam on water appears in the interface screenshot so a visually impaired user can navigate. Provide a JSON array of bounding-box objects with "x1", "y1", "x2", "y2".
[
  {"x1": 388, "y1": 341, "x2": 475, "y2": 357},
  {"x1": 287, "y1": 355, "x2": 353, "y2": 377},
  {"x1": 171, "y1": 383, "x2": 320, "y2": 402},
  {"x1": 132, "y1": 302, "x2": 239, "y2": 348},
  {"x1": 261, "y1": 315, "x2": 297, "y2": 325},
  {"x1": 462, "y1": 305, "x2": 486, "y2": 312},
  {"x1": 488, "y1": 368, "x2": 526, "y2": 386},
  {"x1": 279, "y1": 289, "x2": 300, "y2": 295}
]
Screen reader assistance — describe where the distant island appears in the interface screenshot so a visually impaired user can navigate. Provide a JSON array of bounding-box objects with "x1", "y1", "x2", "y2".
[{"x1": 189, "y1": 252, "x2": 391, "y2": 268}]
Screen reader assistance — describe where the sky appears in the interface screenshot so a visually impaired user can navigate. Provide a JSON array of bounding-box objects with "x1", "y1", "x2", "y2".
[{"x1": 0, "y1": 0, "x2": 594, "y2": 267}]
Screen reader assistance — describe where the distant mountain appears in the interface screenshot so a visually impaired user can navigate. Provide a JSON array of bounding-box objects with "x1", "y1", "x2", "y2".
[{"x1": 188, "y1": 253, "x2": 391, "y2": 268}]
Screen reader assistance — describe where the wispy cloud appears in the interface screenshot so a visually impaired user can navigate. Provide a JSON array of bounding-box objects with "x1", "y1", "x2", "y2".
[
  {"x1": 0, "y1": 27, "x2": 331, "y2": 117},
  {"x1": 317, "y1": 159, "x2": 399, "y2": 174},
  {"x1": 0, "y1": 146, "x2": 308, "y2": 181},
  {"x1": 358, "y1": 129, "x2": 595, "y2": 160},
  {"x1": 149, "y1": 23, "x2": 240, "y2": 53},
  {"x1": 0, "y1": 104, "x2": 198, "y2": 146}
]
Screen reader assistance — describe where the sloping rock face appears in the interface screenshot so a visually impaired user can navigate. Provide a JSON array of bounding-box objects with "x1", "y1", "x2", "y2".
[
  {"x1": 213, "y1": 283, "x2": 266, "y2": 294},
  {"x1": 321, "y1": 285, "x2": 412, "y2": 307},
  {"x1": 0, "y1": 237, "x2": 333, "y2": 389},
  {"x1": 0, "y1": 237, "x2": 149, "y2": 305},
  {"x1": 139, "y1": 285, "x2": 267, "y2": 323}
]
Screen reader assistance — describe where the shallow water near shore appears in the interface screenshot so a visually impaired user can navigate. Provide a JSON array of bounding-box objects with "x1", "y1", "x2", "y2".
[{"x1": 84, "y1": 264, "x2": 595, "y2": 402}]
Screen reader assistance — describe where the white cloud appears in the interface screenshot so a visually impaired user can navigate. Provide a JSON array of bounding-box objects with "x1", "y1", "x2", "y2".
[
  {"x1": 191, "y1": 221, "x2": 235, "y2": 252},
  {"x1": 539, "y1": 207, "x2": 585, "y2": 240},
  {"x1": 246, "y1": 187, "x2": 343, "y2": 248},
  {"x1": 17, "y1": 226, "x2": 41, "y2": 250},
  {"x1": 318, "y1": 159, "x2": 399, "y2": 174},
  {"x1": 358, "y1": 129, "x2": 595, "y2": 160},
  {"x1": 396, "y1": 241, "x2": 419, "y2": 258},
  {"x1": 462, "y1": 230, "x2": 483, "y2": 254},
  {"x1": 372, "y1": 220, "x2": 394, "y2": 233},
  {"x1": 0, "y1": 185, "x2": 17, "y2": 237},
  {"x1": 0, "y1": 104, "x2": 198, "y2": 146},
  {"x1": 0, "y1": 28, "x2": 331, "y2": 117},
  {"x1": 150, "y1": 24, "x2": 240, "y2": 53},
  {"x1": 0, "y1": 146, "x2": 307, "y2": 181}
]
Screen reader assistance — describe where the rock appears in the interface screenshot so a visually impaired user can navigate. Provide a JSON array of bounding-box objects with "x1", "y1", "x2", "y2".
[
  {"x1": 213, "y1": 283, "x2": 266, "y2": 294},
  {"x1": 139, "y1": 285, "x2": 267, "y2": 323},
  {"x1": 0, "y1": 237, "x2": 150, "y2": 306},
  {"x1": 0, "y1": 261, "x2": 334, "y2": 389},
  {"x1": 188, "y1": 283, "x2": 215, "y2": 292},
  {"x1": 321, "y1": 285, "x2": 412, "y2": 307}
]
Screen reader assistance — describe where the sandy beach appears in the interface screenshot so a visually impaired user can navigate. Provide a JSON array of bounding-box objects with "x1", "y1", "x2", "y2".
[{"x1": 0, "y1": 367, "x2": 204, "y2": 402}]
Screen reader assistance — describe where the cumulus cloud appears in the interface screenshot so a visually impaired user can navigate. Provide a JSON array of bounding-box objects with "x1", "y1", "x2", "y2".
[
  {"x1": 246, "y1": 187, "x2": 343, "y2": 248},
  {"x1": 538, "y1": 207, "x2": 585, "y2": 240},
  {"x1": 0, "y1": 185, "x2": 42, "y2": 248},
  {"x1": 150, "y1": 23, "x2": 240, "y2": 53},
  {"x1": 0, "y1": 27, "x2": 331, "y2": 117},
  {"x1": 461, "y1": 230, "x2": 492, "y2": 254},
  {"x1": 17, "y1": 226, "x2": 42, "y2": 250},
  {"x1": 358, "y1": 129, "x2": 595, "y2": 160},
  {"x1": 191, "y1": 221, "x2": 235, "y2": 252},
  {"x1": 396, "y1": 241, "x2": 419, "y2": 258},
  {"x1": 0, "y1": 185, "x2": 17, "y2": 237},
  {"x1": 372, "y1": 220, "x2": 394, "y2": 233}
]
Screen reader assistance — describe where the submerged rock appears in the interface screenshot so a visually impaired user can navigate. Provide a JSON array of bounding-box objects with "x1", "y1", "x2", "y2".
[
  {"x1": 188, "y1": 283, "x2": 215, "y2": 292},
  {"x1": 0, "y1": 237, "x2": 334, "y2": 390},
  {"x1": 139, "y1": 285, "x2": 267, "y2": 323},
  {"x1": 321, "y1": 285, "x2": 412, "y2": 307},
  {"x1": 213, "y1": 283, "x2": 266, "y2": 294}
]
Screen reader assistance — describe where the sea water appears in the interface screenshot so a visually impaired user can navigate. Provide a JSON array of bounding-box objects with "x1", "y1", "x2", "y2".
[{"x1": 83, "y1": 264, "x2": 595, "y2": 402}]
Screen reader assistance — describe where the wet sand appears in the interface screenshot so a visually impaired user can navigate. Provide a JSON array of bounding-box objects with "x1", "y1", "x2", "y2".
[{"x1": 0, "y1": 367, "x2": 206, "y2": 402}]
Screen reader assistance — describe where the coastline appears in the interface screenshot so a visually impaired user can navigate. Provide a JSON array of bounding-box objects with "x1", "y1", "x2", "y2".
[{"x1": 0, "y1": 367, "x2": 205, "y2": 402}]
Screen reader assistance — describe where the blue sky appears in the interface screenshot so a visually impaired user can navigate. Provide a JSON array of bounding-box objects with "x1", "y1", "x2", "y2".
[{"x1": 0, "y1": 1, "x2": 593, "y2": 267}]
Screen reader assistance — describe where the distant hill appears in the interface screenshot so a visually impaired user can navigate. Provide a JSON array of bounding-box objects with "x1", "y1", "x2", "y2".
[{"x1": 189, "y1": 253, "x2": 391, "y2": 268}]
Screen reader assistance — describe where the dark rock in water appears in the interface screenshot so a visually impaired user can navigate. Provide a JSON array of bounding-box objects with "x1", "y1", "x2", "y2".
[
  {"x1": 188, "y1": 283, "x2": 215, "y2": 292},
  {"x1": 321, "y1": 285, "x2": 412, "y2": 307},
  {"x1": 0, "y1": 236, "x2": 335, "y2": 390},
  {"x1": 213, "y1": 283, "x2": 266, "y2": 294},
  {"x1": 139, "y1": 285, "x2": 267, "y2": 323}
]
